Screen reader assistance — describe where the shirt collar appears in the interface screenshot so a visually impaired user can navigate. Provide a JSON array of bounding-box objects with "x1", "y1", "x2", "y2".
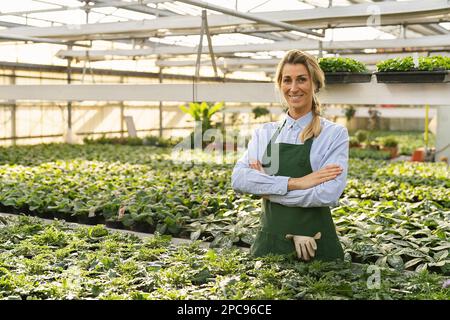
[{"x1": 284, "y1": 110, "x2": 313, "y2": 130}]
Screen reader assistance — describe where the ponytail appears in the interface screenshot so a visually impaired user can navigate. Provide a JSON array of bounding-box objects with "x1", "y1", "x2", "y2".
[{"x1": 299, "y1": 94, "x2": 322, "y2": 142}]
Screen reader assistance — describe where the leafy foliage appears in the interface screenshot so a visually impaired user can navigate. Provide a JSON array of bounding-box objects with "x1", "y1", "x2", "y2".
[
  {"x1": 344, "y1": 105, "x2": 356, "y2": 122},
  {"x1": 0, "y1": 144, "x2": 448, "y2": 276},
  {"x1": 355, "y1": 130, "x2": 368, "y2": 143},
  {"x1": 319, "y1": 57, "x2": 368, "y2": 73},
  {"x1": 349, "y1": 148, "x2": 391, "y2": 160},
  {"x1": 376, "y1": 56, "x2": 450, "y2": 72},
  {"x1": 252, "y1": 107, "x2": 270, "y2": 119},
  {"x1": 83, "y1": 135, "x2": 181, "y2": 148},
  {"x1": 381, "y1": 137, "x2": 399, "y2": 148},
  {"x1": 350, "y1": 130, "x2": 435, "y2": 156},
  {"x1": 179, "y1": 101, "x2": 224, "y2": 132},
  {"x1": 0, "y1": 216, "x2": 447, "y2": 300}
]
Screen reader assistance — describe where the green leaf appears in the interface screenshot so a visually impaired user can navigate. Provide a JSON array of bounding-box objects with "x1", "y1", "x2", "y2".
[
  {"x1": 431, "y1": 244, "x2": 450, "y2": 251},
  {"x1": 207, "y1": 102, "x2": 224, "y2": 118},
  {"x1": 240, "y1": 233, "x2": 255, "y2": 245},
  {"x1": 434, "y1": 250, "x2": 448, "y2": 262},
  {"x1": 190, "y1": 230, "x2": 201, "y2": 241},
  {"x1": 428, "y1": 261, "x2": 447, "y2": 267},
  {"x1": 398, "y1": 248, "x2": 427, "y2": 258},
  {"x1": 404, "y1": 257, "x2": 424, "y2": 269},
  {"x1": 387, "y1": 255, "x2": 404, "y2": 270},
  {"x1": 415, "y1": 263, "x2": 428, "y2": 272},
  {"x1": 156, "y1": 223, "x2": 167, "y2": 235},
  {"x1": 191, "y1": 268, "x2": 211, "y2": 285}
]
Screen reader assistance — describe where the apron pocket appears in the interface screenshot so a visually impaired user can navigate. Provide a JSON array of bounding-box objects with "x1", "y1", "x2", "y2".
[{"x1": 250, "y1": 229, "x2": 294, "y2": 257}]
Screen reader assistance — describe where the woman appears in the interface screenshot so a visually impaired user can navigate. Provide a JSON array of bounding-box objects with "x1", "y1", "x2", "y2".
[{"x1": 231, "y1": 50, "x2": 348, "y2": 262}]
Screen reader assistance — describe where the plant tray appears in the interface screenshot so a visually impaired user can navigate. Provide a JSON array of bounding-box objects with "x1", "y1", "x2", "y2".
[
  {"x1": 375, "y1": 71, "x2": 450, "y2": 83},
  {"x1": 324, "y1": 72, "x2": 372, "y2": 84}
]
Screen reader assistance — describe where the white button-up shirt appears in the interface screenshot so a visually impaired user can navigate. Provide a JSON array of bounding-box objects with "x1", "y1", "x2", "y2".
[{"x1": 231, "y1": 111, "x2": 349, "y2": 207}]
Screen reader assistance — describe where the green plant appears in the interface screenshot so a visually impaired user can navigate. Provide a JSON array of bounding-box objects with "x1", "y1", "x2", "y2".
[
  {"x1": 83, "y1": 136, "x2": 143, "y2": 146},
  {"x1": 1, "y1": 143, "x2": 449, "y2": 274},
  {"x1": 0, "y1": 215, "x2": 448, "y2": 300},
  {"x1": 381, "y1": 137, "x2": 399, "y2": 148},
  {"x1": 179, "y1": 101, "x2": 224, "y2": 149},
  {"x1": 367, "y1": 140, "x2": 381, "y2": 151},
  {"x1": 349, "y1": 148, "x2": 391, "y2": 160},
  {"x1": 319, "y1": 57, "x2": 368, "y2": 73},
  {"x1": 376, "y1": 56, "x2": 450, "y2": 72},
  {"x1": 355, "y1": 130, "x2": 368, "y2": 144},
  {"x1": 179, "y1": 101, "x2": 224, "y2": 132},
  {"x1": 252, "y1": 106, "x2": 270, "y2": 119},
  {"x1": 349, "y1": 137, "x2": 360, "y2": 148},
  {"x1": 344, "y1": 105, "x2": 356, "y2": 122},
  {"x1": 142, "y1": 136, "x2": 181, "y2": 147},
  {"x1": 356, "y1": 130, "x2": 435, "y2": 155}
]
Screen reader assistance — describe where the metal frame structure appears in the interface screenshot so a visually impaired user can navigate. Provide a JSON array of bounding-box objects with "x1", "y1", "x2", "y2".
[
  {"x1": 0, "y1": 0, "x2": 449, "y2": 157},
  {"x1": 4, "y1": 1, "x2": 449, "y2": 39},
  {"x1": 1, "y1": 83, "x2": 449, "y2": 105},
  {"x1": 55, "y1": 35, "x2": 450, "y2": 60},
  {"x1": 0, "y1": 1, "x2": 449, "y2": 72}
]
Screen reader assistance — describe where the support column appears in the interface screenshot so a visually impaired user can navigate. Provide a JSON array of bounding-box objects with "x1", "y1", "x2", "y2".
[
  {"x1": 435, "y1": 106, "x2": 450, "y2": 163},
  {"x1": 120, "y1": 104, "x2": 125, "y2": 138},
  {"x1": 65, "y1": 44, "x2": 74, "y2": 143},
  {"x1": 158, "y1": 65, "x2": 163, "y2": 138},
  {"x1": 10, "y1": 71, "x2": 17, "y2": 146},
  {"x1": 120, "y1": 76, "x2": 125, "y2": 138},
  {"x1": 222, "y1": 108, "x2": 225, "y2": 131},
  {"x1": 11, "y1": 104, "x2": 16, "y2": 146}
]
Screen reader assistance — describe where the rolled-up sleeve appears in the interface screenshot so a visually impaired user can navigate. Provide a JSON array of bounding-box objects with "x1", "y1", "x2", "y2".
[
  {"x1": 231, "y1": 126, "x2": 290, "y2": 196},
  {"x1": 268, "y1": 126, "x2": 349, "y2": 207}
]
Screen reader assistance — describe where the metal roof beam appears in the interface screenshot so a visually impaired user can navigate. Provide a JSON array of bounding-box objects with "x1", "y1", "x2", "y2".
[
  {"x1": 4, "y1": 0, "x2": 448, "y2": 40},
  {"x1": 89, "y1": 0, "x2": 175, "y2": 18},
  {"x1": 55, "y1": 34, "x2": 450, "y2": 59},
  {"x1": 174, "y1": 0, "x2": 324, "y2": 38},
  {"x1": 0, "y1": 0, "x2": 173, "y2": 18},
  {"x1": 0, "y1": 60, "x2": 257, "y2": 82},
  {"x1": 0, "y1": 21, "x2": 25, "y2": 28},
  {"x1": 0, "y1": 34, "x2": 90, "y2": 47},
  {"x1": 346, "y1": 0, "x2": 449, "y2": 37},
  {"x1": 155, "y1": 52, "x2": 450, "y2": 68},
  {"x1": 1, "y1": 83, "x2": 450, "y2": 105},
  {"x1": 155, "y1": 58, "x2": 280, "y2": 67}
]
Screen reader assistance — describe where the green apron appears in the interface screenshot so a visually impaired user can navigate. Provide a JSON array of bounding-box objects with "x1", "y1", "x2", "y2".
[{"x1": 250, "y1": 120, "x2": 344, "y2": 262}]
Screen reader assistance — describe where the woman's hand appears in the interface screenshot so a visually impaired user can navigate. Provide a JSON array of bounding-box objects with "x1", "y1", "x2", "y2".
[
  {"x1": 249, "y1": 160, "x2": 265, "y2": 173},
  {"x1": 288, "y1": 164, "x2": 343, "y2": 191}
]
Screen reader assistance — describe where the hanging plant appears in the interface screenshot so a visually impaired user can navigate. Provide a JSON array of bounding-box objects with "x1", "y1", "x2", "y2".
[
  {"x1": 252, "y1": 106, "x2": 270, "y2": 119},
  {"x1": 319, "y1": 57, "x2": 371, "y2": 84},
  {"x1": 344, "y1": 105, "x2": 356, "y2": 122},
  {"x1": 375, "y1": 56, "x2": 450, "y2": 83}
]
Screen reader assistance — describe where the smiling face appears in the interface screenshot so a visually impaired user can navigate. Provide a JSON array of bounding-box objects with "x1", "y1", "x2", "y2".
[{"x1": 280, "y1": 63, "x2": 314, "y2": 118}]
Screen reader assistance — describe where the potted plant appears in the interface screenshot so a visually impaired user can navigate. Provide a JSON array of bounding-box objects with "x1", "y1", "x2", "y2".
[
  {"x1": 375, "y1": 56, "x2": 450, "y2": 83},
  {"x1": 179, "y1": 101, "x2": 224, "y2": 149},
  {"x1": 380, "y1": 137, "x2": 399, "y2": 159},
  {"x1": 344, "y1": 105, "x2": 356, "y2": 123},
  {"x1": 355, "y1": 130, "x2": 368, "y2": 146},
  {"x1": 349, "y1": 136, "x2": 360, "y2": 148},
  {"x1": 252, "y1": 106, "x2": 270, "y2": 119},
  {"x1": 319, "y1": 57, "x2": 372, "y2": 84}
]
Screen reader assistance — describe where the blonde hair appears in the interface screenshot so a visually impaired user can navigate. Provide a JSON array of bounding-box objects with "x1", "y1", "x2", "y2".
[{"x1": 275, "y1": 50, "x2": 325, "y2": 142}]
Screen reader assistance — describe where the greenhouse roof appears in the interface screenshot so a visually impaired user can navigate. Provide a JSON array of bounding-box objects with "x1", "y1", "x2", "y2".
[{"x1": 0, "y1": 0, "x2": 449, "y2": 79}]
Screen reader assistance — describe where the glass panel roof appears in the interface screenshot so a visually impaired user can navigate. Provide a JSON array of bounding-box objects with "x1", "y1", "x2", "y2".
[{"x1": 0, "y1": 0, "x2": 448, "y2": 78}]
